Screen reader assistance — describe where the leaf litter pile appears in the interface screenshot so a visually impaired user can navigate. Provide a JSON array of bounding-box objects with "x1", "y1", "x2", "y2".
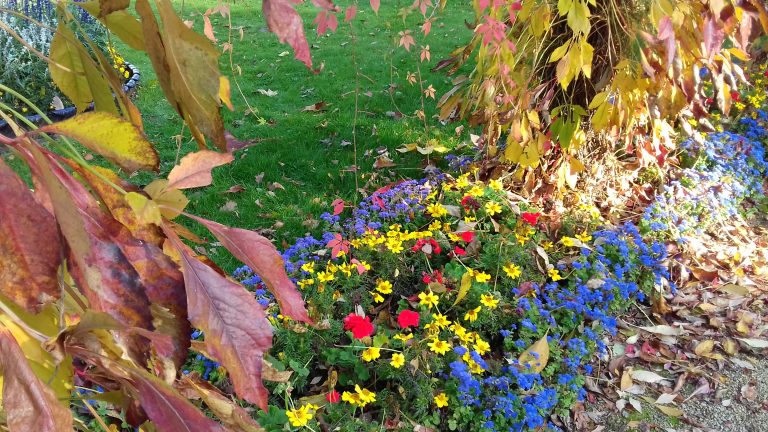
[{"x1": 575, "y1": 116, "x2": 768, "y2": 431}]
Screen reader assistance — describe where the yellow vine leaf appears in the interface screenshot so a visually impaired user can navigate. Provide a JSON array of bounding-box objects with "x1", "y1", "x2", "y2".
[
  {"x1": 517, "y1": 334, "x2": 550, "y2": 373},
  {"x1": 453, "y1": 271, "x2": 473, "y2": 306},
  {"x1": 144, "y1": 180, "x2": 189, "y2": 220},
  {"x1": 125, "y1": 192, "x2": 163, "y2": 226}
]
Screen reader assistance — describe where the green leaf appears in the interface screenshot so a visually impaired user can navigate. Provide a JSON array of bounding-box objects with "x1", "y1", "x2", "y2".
[
  {"x1": 39, "y1": 112, "x2": 158, "y2": 173},
  {"x1": 549, "y1": 42, "x2": 569, "y2": 63}
]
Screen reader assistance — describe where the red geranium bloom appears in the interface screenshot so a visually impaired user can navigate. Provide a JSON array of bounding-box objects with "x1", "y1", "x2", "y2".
[
  {"x1": 397, "y1": 310, "x2": 420, "y2": 329},
  {"x1": 521, "y1": 212, "x2": 541, "y2": 226},
  {"x1": 343, "y1": 313, "x2": 374, "y2": 339},
  {"x1": 326, "y1": 390, "x2": 341, "y2": 403},
  {"x1": 460, "y1": 231, "x2": 475, "y2": 243},
  {"x1": 731, "y1": 90, "x2": 740, "y2": 102},
  {"x1": 454, "y1": 245, "x2": 466, "y2": 256}
]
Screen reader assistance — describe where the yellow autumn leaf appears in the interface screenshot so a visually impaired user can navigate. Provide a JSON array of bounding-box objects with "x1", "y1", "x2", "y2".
[
  {"x1": 219, "y1": 76, "x2": 234, "y2": 111},
  {"x1": 518, "y1": 334, "x2": 550, "y2": 373},
  {"x1": 453, "y1": 272, "x2": 473, "y2": 306},
  {"x1": 144, "y1": 179, "x2": 189, "y2": 220},
  {"x1": 125, "y1": 192, "x2": 163, "y2": 226}
]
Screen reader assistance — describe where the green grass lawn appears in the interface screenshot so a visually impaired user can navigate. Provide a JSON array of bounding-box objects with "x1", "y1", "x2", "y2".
[{"x1": 118, "y1": 0, "x2": 473, "y2": 270}]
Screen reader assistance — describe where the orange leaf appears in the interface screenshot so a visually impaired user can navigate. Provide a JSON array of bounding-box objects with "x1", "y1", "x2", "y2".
[
  {"x1": 263, "y1": 0, "x2": 312, "y2": 68},
  {"x1": 167, "y1": 150, "x2": 234, "y2": 190},
  {"x1": 0, "y1": 159, "x2": 61, "y2": 313},
  {"x1": 0, "y1": 329, "x2": 73, "y2": 431},
  {"x1": 165, "y1": 226, "x2": 274, "y2": 410}
]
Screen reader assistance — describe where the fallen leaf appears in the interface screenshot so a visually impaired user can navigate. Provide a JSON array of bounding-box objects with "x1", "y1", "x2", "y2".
[
  {"x1": 256, "y1": 88, "x2": 278, "y2": 97},
  {"x1": 737, "y1": 338, "x2": 768, "y2": 348},
  {"x1": 224, "y1": 185, "x2": 245, "y2": 193},
  {"x1": 654, "y1": 393, "x2": 677, "y2": 405},
  {"x1": 655, "y1": 404, "x2": 683, "y2": 417},
  {"x1": 373, "y1": 155, "x2": 396, "y2": 169},
  {"x1": 302, "y1": 101, "x2": 327, "y2": 112},
  {"x1": 631, "y1": 370, "x2": 667, "y2": 383},
  {"x1": 220, "y1": 201, "x2": 238, "y2": 212},
  {"x1": 517, "y1": 335, "x2": 549, "y2": 373},
  {"x1": 639, "y1": 325, "x2": 684, "y2": 336}
]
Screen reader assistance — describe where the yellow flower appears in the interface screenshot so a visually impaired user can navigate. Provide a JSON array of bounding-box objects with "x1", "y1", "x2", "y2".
[
  {"x1": 286, "y1": 404, "x2": 316, "y2": 427},
  {"x1": 485, "y1": 201, "x2": 502, "y2": 216},
  {"x1": 541, "y1": 240, "x2": 554, "y2": 250},
  {"x1": 300, "y1": 262, "x2": 315, "y2": 273},
  {"x1": 394, "y1": 333, "x2": 413, "y2": 342},
  {"x1": 455, "y1": 174, "x2": 470, "y2": 189},
  {"x1": 503, "y1": 263, "x2": 521, "y2": 279},
  {"x1": 428, "y1": 220, "x2": 442, "y2": 231},
  {"x1": 474, "y1": 271, "x2": 491, "y2": 283},
  {"x1": 575, "y1": 231, "x2": 592, "y2": 243},
  {"x1": 431, "y1": 313, "x2": 451, "y2": 329},
  {"x1": 474, "y1": 338, "x2": 490, "y2": 355},
  {"x1": 480, "y1": 294, "x2": 499, "y2": 309},
  {"x1": 418, "y1": 290, "x2": 439, "y2": 308},
  {"x1": 434, "y1": 392, "x2": 449, "y2": 408},
  {"x1": 342, "y1": 391, "x2": 362, "y2": 406},
  {"x1": 428, "y1": 338, "x2": 452, "y2": 355},
  {"x1": 467, "y1": 185, "x2": 485, "y2": 197},
  {"x1": 362, "y1": 347, "x2": 381, "y2": 362},
  {"x1": 370, "y1": 291, "x2": 385, "y2": 303},
  {"x1": 548, "y1": 268, "x2": 563, "y2": 281},
  {"x1": 489, "y1": 179, "x2": 503, "y2": 191},
  {"x1": 560, "y1": 237, "x2": 576, "y2": 247},
  {"x1": 464, "y1": 306, "x2": 481, "y2": 322},
  {"x1": 376, "y1": 280, "x2": 393, "y2": 294},
  {"x1": 515, "y1": 233, "x2": 529, "y2": 245},
  {"x1": 390, "y1": 353, "x2": 405, "y2": 368},
  {"x1": 317, "y1": 271, "x2": 335, "y2": 283},
  {"x1": 427, "y1": 203, "x2": 448, "y2": 218},
  {"x1": 355, "y1": 385, "x2": 376, "y2": 405},
  {"x1": 297, "y1": 279, "x2": 315, "y2": 289}
]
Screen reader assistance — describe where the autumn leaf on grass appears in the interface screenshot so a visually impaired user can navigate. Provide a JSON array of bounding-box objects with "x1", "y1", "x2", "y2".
[
  {"x1": 166, "y1": 150, "x2": 234, "y2": 190},
  {"x1": 165, "y1": 226, "x2": 274, "y2": 409},
  {"x1": 263, "y1": 0, "x2": 312, "y2": 68},
  {"x1": 0, "y1": 329, "x2": 73, "y2": 432},
  {"x1": 187, "y1": 215, "x2": 312, "y2": 324},
  {"x1": 39, "y1": 111, "x2": 158, "y2": 173},
  {"x1": 0, "y1": 158, "x2": 61, "y2": 313}
]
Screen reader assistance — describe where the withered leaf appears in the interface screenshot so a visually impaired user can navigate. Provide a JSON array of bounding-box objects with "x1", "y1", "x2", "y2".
[{"x1": 167, "y1": 150, "x2": 234, "y2": 190}]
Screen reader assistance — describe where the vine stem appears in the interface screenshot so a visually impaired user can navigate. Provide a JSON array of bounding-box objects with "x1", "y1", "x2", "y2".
[{"x1": 350, "y1": 2, "x2": 361, "y2": 201}]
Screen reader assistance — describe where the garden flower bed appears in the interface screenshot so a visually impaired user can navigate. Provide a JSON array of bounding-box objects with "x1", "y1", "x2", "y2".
[{"x1": 185, "y1": 68, "x2": 768, "y2": 432}]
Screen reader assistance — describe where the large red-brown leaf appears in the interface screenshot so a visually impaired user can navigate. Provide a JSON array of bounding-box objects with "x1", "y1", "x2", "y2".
[
  {"x1": 0, "y1": 329, "x2": 73, "y2": 431},
  {"x1": 164, "y1": 225, "x2": 273, "y2": 410},
  {"x1": 188, "y1": 215, "x2": 312, "y2": 324},
  {"x1": 0, "y1": 159, "x2": 61, "y2": 313},
  {"x1": 130, "y1": 370, "x2": 226, "y2": 432},
  {"x1": 18, "y1": 143, "x2": 153, "y2": 360},
  {"x1": 263, "y1": 0, "x2": 312, "y2": 68}
]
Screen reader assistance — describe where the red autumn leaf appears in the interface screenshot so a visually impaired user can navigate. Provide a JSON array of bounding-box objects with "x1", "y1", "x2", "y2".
[
  {"x1": 343, "y1": 313, "x2": 374, "y2": 339},
  {"x1": 370, "y1": 0, "x2": 379, "y2": 13},
  {"x1": 19, "y1": 144, "x2": 153, "y2": 360},
  {"x1": 397, "y1": 310, "x2": 420, "y2": 328},
  {"x1": 130, "y1": 370, "x2": 226, "y2": 432},
  {"x1": 421, "y1": 19, "x2": 432, "y2": 36},
  {"x1": 166, "y1": 150, "x2": 234, "y2": 190},
  {"x1": 344, "y1": 5, "x2": 357, "y2": 22},
  {"x1": 0, "y1": 158, "x2": 61, "y2": 313},
  {"x1": 313, "y1": 10, "x2": 338, "y2": 35},
  {"x1": 398, "y1": 30, "x2": 415, "y2": 51},
  {"x1": 332, "y1": 198, "x2": 345, "y2": 215},
  {"x1": 263, "y1": 0, "x2": 312, "y2": 68},
  {"x1": 165, "y1": 226, "x2": 274, "y2": 410},
  {"x1": 187, "y1": 215, "x2": 312, "y2": 324},
  {"x1": 326, "y1": 233, "x2": 350, "y2": 259},
  {"x1": 350, "y1": 258, "x2": 368, "y2": 275},
  {"x1": 0, "y1": 329, "x2": 73, "y2": 432}
]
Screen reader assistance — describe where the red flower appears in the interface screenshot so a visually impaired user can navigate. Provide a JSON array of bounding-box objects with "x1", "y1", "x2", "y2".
[
  {"x1": 326, "y1": 390, "x2": 341, "y2": 403},
  {"x1": 460, "y1": 231, "x2": 475, "y2": 243},
  {"x1": 343, "y1": 313, "x2": 374, "y2": 339},
  {"x1": 454, "y1": 245, "x2": 466, "y2": 256},
  {"x1": 397, "y1": 310, "x2": 420, "y2": 328},
  {"x1": 521, "y1": 212, "x2": 541, "y2": 226}
]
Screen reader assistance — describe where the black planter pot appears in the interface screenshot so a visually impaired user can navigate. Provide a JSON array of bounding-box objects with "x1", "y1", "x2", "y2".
[{"x1": 0, "y1": 62, "x2": 141, "y2": 137}]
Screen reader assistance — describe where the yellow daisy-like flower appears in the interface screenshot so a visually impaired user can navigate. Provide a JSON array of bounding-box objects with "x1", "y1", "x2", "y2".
[
  {"x1": 426, "y1": 203, "x2": 448, "y2": 218},
  {"x1": 464, "y1": 306, "x2": 481, "y2": 322},
  {"x1": 560, "y1": 237, "x2": 576, "y2": 247},
  {"x1": 376, "y1": 280, "x2": 393, "y2": 294},
  {"x1": 317, "y1": 271, "x2": 335, "y2": 283},
  {"x1": 474, "y1": 271, "x2": 491, "y2": 283},
  {"x1": 362, "y1": 347, "x2": 381, "y2": 362},
  {"x1": 485, "y1": 201, "x2": 502, "y2": 216},
  {"x1": 467, "y1": 185, "x2": 485, "y2": 197},
  {"x1": 286, "y1": 404, "x2": 316, "y2": 427},
  {"x1": 370, "y1": 291, "x2": 385, "y2": 303},
  {"x1": 548, "y1": 268, "x2": 563, "y2": 281},
  {"x1": 418, "y1": 290, "x2": 439, "y2": 308},
  {"x1": 300, "y1": 262, "x2": 315, "y2": 273},
  {"x1": 575, "y1": 231, "x2": 592, "y2": 243},
  {"x1": 455, "y1": 174, "x2": 470, "y2": 189},
  {"x1": 541, "y1": 240, "x2": 554, "y2": 250},
  {"x1": 489, "y1": 179, "x2": 503, "y2": 191},
  {"x1": 394, "y1": 333, "x2": 413, "y2": 342},
  {"x1": 480, "y1": 294, "x2": 499, "y2": 309},
  {"x1": 434, "y1": 392, "x2": 449, "y2": 408},
  {"x1": 474, "y1": 338, "x2": 491, "y2": 356},
  {"x1": 428, "y1": 220, "x2": 442, "y2": 231},
  {"x1": 427, "y1": 338, "x2": 452, "y2": 355},
  {"x1": 390, "y1": 353, "x2": 405, "y2": 368},
  {"x1": 355, "y1": 385, "x2": 376, "y2": 405},
  {"x1": 515, "y1": 234, "x2": 529, "y2": 245},
  {"x1": 431, "y1": 313, "x2": 451, "y2": 329},
  {"x1": 342, "y1": 391, "x2": 362, "y2": 406},
  {"x1": 502, "y1": 263, "x2": 521, "y2": 279},
  {"x1": 297, "y1": 278, "x2": 315, "y2": 289}
]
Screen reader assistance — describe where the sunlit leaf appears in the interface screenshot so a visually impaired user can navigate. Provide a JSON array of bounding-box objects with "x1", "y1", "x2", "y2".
[
  {"x1": 144, "y1": 179, "x2": 190, "y2": 220},
  {"x1": 177, "y1": 373, "x2": 264, "y2": 432},
  {"x1": 166, "y1": 150, "x2": 234, "y2": 190},
  {"x1": 453, "y1": 271, "x2": 472, "y2": 306},
  {"x1": 517, "y1": 334, "x2": 549, "y2": 372},
  {"x1": 39, "y1": 112, "x2": 158, "y2": 173},
  {"x1": 262, "y1": 0, "x2": 312, "y2": 68}
]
